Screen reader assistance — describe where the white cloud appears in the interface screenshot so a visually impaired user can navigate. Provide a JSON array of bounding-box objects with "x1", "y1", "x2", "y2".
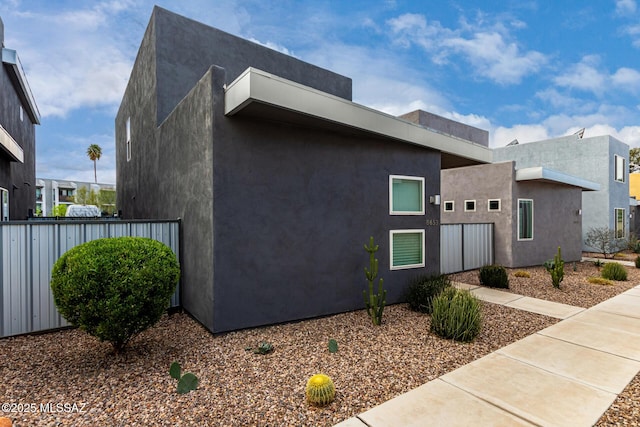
[
  {"x1": 612, "y1": 67, "x2": 640, "y2": 92},
  {"x1": 491, "y1": 124, "x2": 549, "y2": 147},
  {"x1": 385, "y1": 12, "x2": 547, "y2": 85},
  {"x1": 616, "y1": 0, "x2": 637, "y2": 15},
  {"x1": 553, "y1": 55, "x2": 607, "y2": 94}
]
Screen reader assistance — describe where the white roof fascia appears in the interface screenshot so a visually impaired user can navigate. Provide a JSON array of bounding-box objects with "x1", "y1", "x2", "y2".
[
  {"x1": 516, "y1": 166, "x2": 600, "y2": 191},
  {"x1": 225, "y1": 67, "x2": 493, "y2": 164},
  {"x1": 0, "y1": 124, "x2": 24, "y2": 163}
]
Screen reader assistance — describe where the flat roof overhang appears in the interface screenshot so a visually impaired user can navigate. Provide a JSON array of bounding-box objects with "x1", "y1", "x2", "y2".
[
  {"x1": 224, "y1": 67, "x2": 492, "y2": 167},
  {"x1": 2, "y1": 48, "x2": 41, "y2": 125},
  {"x1": 516, "y1": 167, "x2": 600, "y2": 191},
  {"x1": 0, "y1": 124, "x2": 24, "y2": 163}
]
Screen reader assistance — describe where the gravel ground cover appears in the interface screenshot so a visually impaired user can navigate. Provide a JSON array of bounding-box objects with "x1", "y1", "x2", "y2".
[{"x1": 1, "y1": 259, "x2": 638, "y2": 426}]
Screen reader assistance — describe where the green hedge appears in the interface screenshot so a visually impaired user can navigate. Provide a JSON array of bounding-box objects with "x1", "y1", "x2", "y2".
[{"x1": 51, "y1": 237, "x2": 180, "y2": 352}]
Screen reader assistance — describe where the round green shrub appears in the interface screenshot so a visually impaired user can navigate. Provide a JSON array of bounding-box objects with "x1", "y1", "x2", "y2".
[
  {"x1": 51, "y1": 237, "x2": 180, "y2": 352},
  {"x1": 601, "y1": 262, "x2": 628, "y2": 281},
  {"x1": 405, "y1": 274, "x2": 451, "y2": 314},
  {"x1": 431, "y1": 287, "x2": 482, "y2": 342},
  {"x1": 478, "y1": 265, "x2": 509, "y2": 289}
]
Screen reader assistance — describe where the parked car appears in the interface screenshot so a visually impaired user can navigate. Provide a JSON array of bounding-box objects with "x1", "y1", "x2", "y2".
[{"x1": 65, "y1": 204, "x2": 101, "y2": 217}]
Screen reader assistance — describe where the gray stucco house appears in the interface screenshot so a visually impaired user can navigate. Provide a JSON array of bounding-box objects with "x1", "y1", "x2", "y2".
[
  {"x1": 115, "y1": 7, "x2": 491, "y2": 333},
  {"x1": 493, "y1": 134, "x2": 630, "y2": 250},
  {"x1": 0, "y1": 17, "x2": 40, "y2": 220},
  {"x1": 441, "y1": 161, "x2": 599, "y2": 267}
]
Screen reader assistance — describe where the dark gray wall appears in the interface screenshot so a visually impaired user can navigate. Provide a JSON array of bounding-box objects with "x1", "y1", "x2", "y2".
[
  {"x1": 117, "y1": 7, "x2": 441, "y2": 334},
  {"x1": 0, "y1": 53, "x2": 36, "y2": 219},
  {"x1": 400, "y1": 110, "x2": 489, "y2": 146},
  {"x1": 211, "y1": 109, "x2": 441, "y2": 332},
  {"x1": 152, "y1": 6, "x2": 352, "y2": 125}
]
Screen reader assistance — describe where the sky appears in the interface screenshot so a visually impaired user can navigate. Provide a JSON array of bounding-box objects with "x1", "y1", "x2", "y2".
[{"x1": 1, "y1": 0, "x2": 639, "y2": 185}]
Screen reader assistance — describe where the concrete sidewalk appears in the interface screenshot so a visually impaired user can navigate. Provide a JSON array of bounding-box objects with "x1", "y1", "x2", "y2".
[{"x1": 335, "y1": 286, "x2": 640, "y2": 427}]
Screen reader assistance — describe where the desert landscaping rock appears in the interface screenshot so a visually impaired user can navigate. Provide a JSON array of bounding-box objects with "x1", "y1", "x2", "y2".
[{"x1": 1, "y1": 260, "x2": 639, "y2": 426}]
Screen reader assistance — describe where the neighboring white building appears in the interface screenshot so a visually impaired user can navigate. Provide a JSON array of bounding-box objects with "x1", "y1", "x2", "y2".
[
  {"x1": 35, "y1": 178, "x2": 116, "y2": 216},
  {"x1": 493, "y1": 134, "x2": 629, "y2": 250}
]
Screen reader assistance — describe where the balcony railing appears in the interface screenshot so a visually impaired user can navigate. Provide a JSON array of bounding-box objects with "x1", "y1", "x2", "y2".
[{"x1": 58, "y1": 195, "x2": 74, "y2": 203}]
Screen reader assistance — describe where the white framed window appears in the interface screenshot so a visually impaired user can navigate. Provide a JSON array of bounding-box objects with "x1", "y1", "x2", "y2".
[
  {"x1": 0, "y1": 188, "x2": 8, "y2": 221},
  {"x1": 19, "y1": 106, "x2": 23, "y2": 122},
  {"x1": 518, "y1": 199, "x2": 534, "y2": 240},
  {"x1": 443, "y1": 201, "x2": 454, "y2": 212},
  {"x1": 126, "y1": 117, "x2": 132, "y2": 162},
  {"x1": 390, "y1": 229, "x2": 425, "y2": 270},
  {"x1": 464, "y1": 200, "x2": 476, "y2": 212},
  {"x1": 488, "y1": 199, "x2": 501, "y2": 212},
  {"x1": 389, "y1": 175, "x2": 424, "y2": 215},
  {"x1": 615, "y1": 208, "x2": 626, "y2": 239},
  {"x1": 615, "y1": 155, "x2": 625, "y2": 183}
]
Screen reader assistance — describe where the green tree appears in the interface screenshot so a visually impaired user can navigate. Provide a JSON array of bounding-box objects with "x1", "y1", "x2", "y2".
[
  {"x1": 87, "y1": 144, "x2": 102, "y2": 183},
  {"x1": 98, "y1": 189, "x2": 116, "y2": 215},
  {"x1": 630, "y1": 148, "x2": 640, "y2": 172},
  {"x1": 52, "y1": 204, "x2": 68, "y2": 217}
]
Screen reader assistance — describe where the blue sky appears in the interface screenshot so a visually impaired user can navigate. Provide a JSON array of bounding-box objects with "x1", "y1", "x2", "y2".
[{"x1": 1, "y1": 0, "x2": 639, "y2": 184}]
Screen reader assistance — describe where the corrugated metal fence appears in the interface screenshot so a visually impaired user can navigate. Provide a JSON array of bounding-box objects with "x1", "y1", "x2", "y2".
[
  {"x1": 1, "y1": 219, "x2": 180, "y2": 338},
  {"x1": 441, "y1": 223, "x2": 494, "y2": 274}
]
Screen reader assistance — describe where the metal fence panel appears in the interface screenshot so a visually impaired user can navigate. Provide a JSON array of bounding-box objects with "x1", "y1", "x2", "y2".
[
  {"x1": 1, "y1": 220, "x2": 180, "y2": 338},
  {"x1": 441, "y1": 223, "x2": 494, "y2": 274}
]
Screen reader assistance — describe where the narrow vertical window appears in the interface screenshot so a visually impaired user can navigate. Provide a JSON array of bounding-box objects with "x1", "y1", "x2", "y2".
[
  {"x1": 19, "y1": 106, "x2": 23, "y2": 122},
  {"x1": 0, "y1": 188, "x2": 9, "y2": 221},
  {"x1": 518, "y1": 199, "x2": 533, "y2": 240},
  {"x1": 615, "y1": 208, "x2": 626, "y2": 239},
  {"x1": 126, "y1": 117, "x2": 132, "y2": 162},
  {"x1": 615, "y1": 155, "x2": 626, "y2": 183}
]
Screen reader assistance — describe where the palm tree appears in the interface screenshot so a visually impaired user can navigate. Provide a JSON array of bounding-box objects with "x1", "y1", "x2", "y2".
[{"x1": 87, "y1": 144, "x2": 102, "y2": 183}]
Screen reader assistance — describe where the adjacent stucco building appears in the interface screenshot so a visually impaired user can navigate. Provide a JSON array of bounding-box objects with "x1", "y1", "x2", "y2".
[
  {"x1": 493, "y1": 134, "x2": 629, "y2": 250},
  {"x1": 35, "y1": 178, "x2": 116, "y2": 216},
  {"x1": 441, "y1": 161, "x2": 599, "y2": 267},
  {"x1": 115, "y1": 7, "x2": 491, "y2": 333},
  {"x1": 0, "y1": 17, "x2": 40, "y2": 220}
]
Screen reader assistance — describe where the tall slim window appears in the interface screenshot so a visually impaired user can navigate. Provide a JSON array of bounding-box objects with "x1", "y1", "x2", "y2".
[
  {"x1": 615, "y1": 208, "x2": 626, "y2": 239},
  {"x1": 615, "y1": 155, "x2": 626, "y2": 183},
  {"x1": 389, "y1": 175, "x2": 424, "y2": 215},
  {"x1": 518, "y1": 199, "x2": 533, "y2": 240},
  {"x1": 126, "y1": 117, "x2": 132, "y2": 162},
  {"x1": 1, "y1": 188, "x2": 8, "y2": 221}
]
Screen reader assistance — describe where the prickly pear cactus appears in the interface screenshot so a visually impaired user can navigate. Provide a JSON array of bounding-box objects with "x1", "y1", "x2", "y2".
[{"x1": 305, "y1": 374, "x2": 336, "y2": 406}]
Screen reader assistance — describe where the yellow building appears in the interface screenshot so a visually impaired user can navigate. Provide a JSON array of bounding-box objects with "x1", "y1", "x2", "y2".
[{"x1": 631, "y1": 173, "x2": 640, "y2": 199}]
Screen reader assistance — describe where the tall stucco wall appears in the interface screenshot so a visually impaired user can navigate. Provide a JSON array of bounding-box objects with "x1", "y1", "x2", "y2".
[
  {"x1": 511, "y1": 182, "x2": 583, "y2": 266},
  {"x1": 152, "y1": 6, "x2": 352, "y2": 125},
  {"x1": 441, "y1": 162, "x2": 514, "y2": 266},
  {"x1": 210, "y1": 112, "x2": 441, "y2": 332},
  {"x1": 494, "y1": 135, "x2": 629, "y2": 249}
]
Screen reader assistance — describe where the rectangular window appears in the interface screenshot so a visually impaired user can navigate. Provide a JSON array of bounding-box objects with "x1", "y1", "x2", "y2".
[
  {"x1": 443, "y1": 201, "x2": 454, "y2": 212},
  {"x1": 464, "y1": 200, "x2": 476, "y2": 212},
  {"x1": 389, "y1": 175, "x2": 424, "y2": 215},
  {"x1": 615, "y1": 155, "x2": 625, "y2": 183},
  {"x1": 126, "y1": 117, "x2": 132, "y2": 162},
  {"x1": 390, "y1": 230, "x2": 425, "y2": 270},
  {"x1": 518, "y1": 199, "x2": 534, "y2": 240},
  {"x1": 0, "y1": 188, "x2": 8, "y2": 221},
  {"x1": 19, "y1": 106, "x2": 23, "y2": 122},
  {"x1": 488, "y1": 199, "x2": 501, "y2": 211},
  {"x1": 615, "y1": 208, "x2": 626, "y2": 239}
]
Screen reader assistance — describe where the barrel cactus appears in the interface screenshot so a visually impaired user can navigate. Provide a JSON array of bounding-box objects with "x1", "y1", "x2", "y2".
[{"x1": 305, "y1": 374, "x2": 335, "y2": 406}]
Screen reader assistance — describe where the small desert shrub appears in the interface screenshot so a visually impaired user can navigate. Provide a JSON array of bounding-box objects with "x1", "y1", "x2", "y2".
[
  {"x1": 478, "y1": 265, "x2": 509, "y2": 289},
  {"x1": 431, "y1": 287, "x2": 482, "y2": 342},
  {"x1": 405, "y1": 274, "x2": 451, "y2": 314},
  {"x1": 601, "y1": 262, "x2": 628, "y2": 281},
  {"x1": 635, "y1": 256, "x2": 640, "y2": 268},
  {"x1": 51, "y1": 237, "x2": 180, "y2": 352},
  {"x1": 514, "y1": 270, "x2": 530, "y2": 278},
  {"x1": 587, "y1": 277, "x2": 614, "y2": 286}
]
